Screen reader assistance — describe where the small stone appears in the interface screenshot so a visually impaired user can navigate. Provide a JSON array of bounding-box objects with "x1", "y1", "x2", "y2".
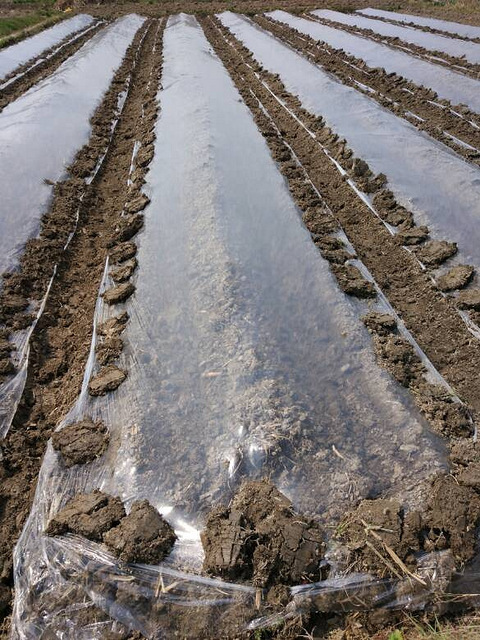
[{"x1": 88, "y1": 366, "x2": 126, "y2": 396}]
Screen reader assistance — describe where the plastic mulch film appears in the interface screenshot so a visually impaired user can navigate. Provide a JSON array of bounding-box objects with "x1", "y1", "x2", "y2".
[
  {"x1": 12, "y1": 14, "x2": 456, "y2": 638},
  {"x1": 267, "y1": 10, "x2": 480, "y2": 114},
  {"x1": 219, "y1": 14, "x2": 480, "y2": 282},
  {"x1": 0, "y1": 15, "x2": 146, "y2": 440},
  {"x1": 357, "y1": 8, "x2": 480, "y2": 41},
  {"x1": 311, "y1": 9, "x2": 480, "y2": 65},
  {"x1": 0, "y1": 14, "x2": 95, "y2": 80}
]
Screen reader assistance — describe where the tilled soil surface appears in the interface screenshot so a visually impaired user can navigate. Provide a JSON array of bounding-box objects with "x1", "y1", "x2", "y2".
[
  {"x1": 308, "y1": 13, "x2": 480, "y2": 80},
  {"x1": 0, "y1": 16, "x2": 165, "y2": 634},
  {"x1": 256, "y1": 14, "x2": 480, "y2": 166},
  {"x1": 0, "y1": 19, "x2": 105, "y2": 112},
  {"x1": 2, "y1": 4, "x2": 480, "y2": 639}
]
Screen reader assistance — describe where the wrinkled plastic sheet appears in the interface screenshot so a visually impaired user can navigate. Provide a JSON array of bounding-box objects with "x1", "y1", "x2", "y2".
[
  {"x1": 11, "y1": 13, "x2": 452, "y2": 638},
  {"x1": 0, "y1": 15, "x2": 145, "y2": 439},
  {"x1": 220, "y1": 13, "x2": 480, "y2": 274},
  {"x1": 0, "y1": 14, "x2": 95, "y2": 80},
  {"x1": 312, "y1": 9, "x2": 480, "y2": 65},
  {"x1": 267, "y1": 11, "x2": 480, "y2": 114},
  {"x1": 358, "y1": 8, "x2": 480, "y2": 41}
]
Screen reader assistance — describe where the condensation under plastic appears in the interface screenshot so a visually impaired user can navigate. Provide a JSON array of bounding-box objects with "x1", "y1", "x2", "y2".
[
  {"x1": 0, "y1": 14, "x2": 95, "y2": 80},
  {"x1": 0, "y1": 15, "x2": 146, "y2": 440},
  {"x1": 358, "y1": 8, "x2": 480, "y2": 41},
  {"x1": 311, "y1": 9, "x2": 480, "y2": 65},
  {"x1": 267, "y1": 11, "x2": 480, "y2": 114},
  {"x1": 219, "y1": 13, "x2": 480, "y2": 288},
  {"x1": 11, "y1": 14, "x2": 459, "y2": 638}
]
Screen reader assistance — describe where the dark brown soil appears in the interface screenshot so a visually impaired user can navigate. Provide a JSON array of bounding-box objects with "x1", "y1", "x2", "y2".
[
  {"x1": 0, "y1": 20, "x2": 105, "y2": 112},
  {"x1": 103, "y1": 500, "x2": 177, "y2": 564},
  {"x1": 46, "y1": 491, "x2": 176, "y2": 564},
  {"x1": 257, "y1": 15, "x2": 480, "y2": 167},
  {"x1": 88, "y1": 364, "x2": 126, "y2": 395},
  {"x1": 46, "y1": 489, "x2": 126, "y2": 539},
  {"x1": 0, "y1": 16, "x2": 165, "y2": 633},
  {"x1": 51, "y1": 417, "x2": 109, "y2": 467},
  {"x1": 201, "y1": 480, "x2": 325, "y2": 589}
]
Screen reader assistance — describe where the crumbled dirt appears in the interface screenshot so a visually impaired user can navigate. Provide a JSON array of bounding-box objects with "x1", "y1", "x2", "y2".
[
  {"x1": 110, "y1": 214, "x2": 145, "y2": 246},
  {"x1": 102, "y1": 282, "x2": 136, "y2": 305},
  {"x1": 103, "y1": 500, "x2": 177, "y2": 564},
  {"x1": 437, "y1": 265, "x2": 474, "y2": 292},
  {"x1": 51, "y1": 418, "x2": 109, "y2": 467},
  {"x1": 88, "y1": 365, "x2": 127, "y2": 396},
  {"x1": 46, "y1": 490, "x2": 126, "y2": 540},
  {"x1": 201, "y1": 480, "x2": 324, "y2": 588},
  {"x1": 415, "y1": 240, "x2": 458, "y2": 266},
  {"x1": 96, "y1": 335, "x2": 124, "y2": 365},
  {"x1": 124, "y1": 193, "x2": 150, "y2": 215},
  {"x1": 423, "y1": 475, "x2": 480, "y2": 561},
  {"x1": 98, "y1": 312, "x2": 129, "y2": 338}
]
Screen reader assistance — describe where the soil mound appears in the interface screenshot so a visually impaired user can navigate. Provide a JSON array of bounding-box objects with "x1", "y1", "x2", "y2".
[{"x1": 201, "y1": 480, "x2": 324, "y2": 588}]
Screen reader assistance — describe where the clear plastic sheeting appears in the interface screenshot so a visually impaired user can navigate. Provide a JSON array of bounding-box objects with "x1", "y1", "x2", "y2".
[
  {"x1": 267, "y1": 11, "x2": 480, "y2": 114},
  {"x1": 311, "y1": 9, "x2": 480, "y2": 65},
  {"x1": 12, "y1": 13, "x2": 447, "y2": 638},
  {"x1": 358, "y1": 8, "x2": 480, "y2": 41},
  {"x1": 219, "y1": 14, "x2": 480, "y2": 272},
  {"x1": 0, "y1": 14, "x2": 95, "y2": 80},
  {"x1": 0, "y1": 14, "x2": 144, "y2": 279}
]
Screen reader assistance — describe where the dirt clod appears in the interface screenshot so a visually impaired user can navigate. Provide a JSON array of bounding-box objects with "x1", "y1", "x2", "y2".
[
  {"x1": 51, "y1": 419, "x2": 109, "y2": 467},
  {"x1": 102, "y1": 282, "x2": 135, "y2": 305},
  {"x1": 330, "y1": 264, "x2": 376, "y2": 299},
  {"x1": 362, "y1": 311, "x2": 397, "y2": 335},
  {"x1": 110, "y1": 258, "x2": 137, "y2": 283},
  {"x1": 46, "y1": 490, "x2": 126, "y2": 541},
  {"x1": 436, "y1": 265, "x2": 474, "y2": 292},
  {"x1": 124, "y1": 193, "x2": 150, "y2": 215},
  {"x1": 415, "y1": 240, "x2": 458, "y2": 267},
  {"x1": 88, "y1": 365, "x2": 126, "y2": 396},
  {"x1": 201, "y1": 480, "x2": 324, "y2": 588},
  {"x1": 456, "y1": 289, "x2": 480, "y2": 310},
  {"x1": 395, "y1": 225, "x2": 429, "y2": 246},
  {"x1": 110, "y1": 241, "x2": 137, "y2": 265},
  {"x1": 103, "y1": 500, "x2": 177, "y2": 564}
]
